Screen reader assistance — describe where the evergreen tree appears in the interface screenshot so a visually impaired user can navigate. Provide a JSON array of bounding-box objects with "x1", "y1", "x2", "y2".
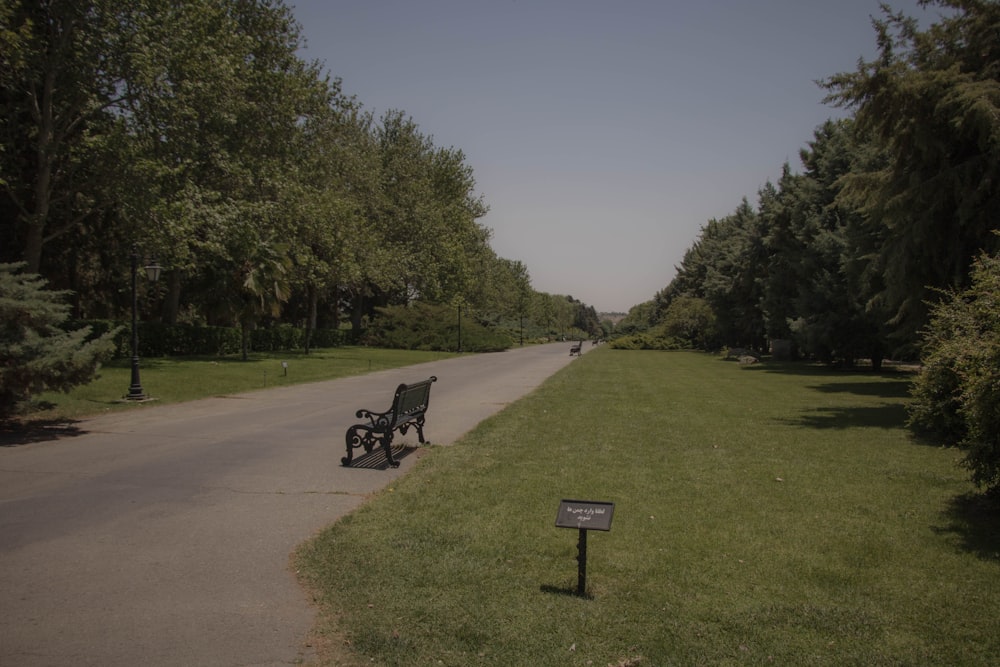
[
  {"x1": 698, "y1": 199, "x2": 767, "y2": 350},
  {"x1": 758, "y1": 174, "x2": 800, "y2": 342},
  {"x1": 0, "y1": 263, "x2": 118, "y2": 418},
  {"x1": 786, "y1": 120, "x2": 888, "y2": 366},
  {"x1": 823, "y1": 0, "x2": 1000, "y2": 348}
]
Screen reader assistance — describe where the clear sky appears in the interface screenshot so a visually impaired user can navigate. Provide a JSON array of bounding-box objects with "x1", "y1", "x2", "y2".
[{"x1": 290, "y1": 0, "x2": 930, "y2": 314}]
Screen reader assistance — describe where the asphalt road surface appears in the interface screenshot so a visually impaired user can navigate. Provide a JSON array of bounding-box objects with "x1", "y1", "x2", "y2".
[{"x1": 0, "y1": 341, "x2": 589, "y2": 667}]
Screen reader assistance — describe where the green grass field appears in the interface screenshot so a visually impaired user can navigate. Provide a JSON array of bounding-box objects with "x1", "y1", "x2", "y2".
[{"x1": 295, "y1": 349, "x2": 1000, "y2": 666}]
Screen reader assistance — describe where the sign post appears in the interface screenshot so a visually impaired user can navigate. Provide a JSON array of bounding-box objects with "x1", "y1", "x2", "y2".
[{"x1": 555, "y1": 500, "x2": 614, "y2": 596}]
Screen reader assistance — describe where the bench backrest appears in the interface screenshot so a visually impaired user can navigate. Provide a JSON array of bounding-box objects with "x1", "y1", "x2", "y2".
[{"x1": 390, "y1": 376, "x2": 437, "y2": 427}]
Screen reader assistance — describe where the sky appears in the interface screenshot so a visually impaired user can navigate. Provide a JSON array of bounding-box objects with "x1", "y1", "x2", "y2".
[{"x1": 290, "y1": 0, "x2": 931, "y2": 314}]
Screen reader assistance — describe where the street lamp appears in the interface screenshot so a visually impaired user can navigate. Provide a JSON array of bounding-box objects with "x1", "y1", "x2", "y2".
[{"x1": 126, "y1": 244, "x2": 162, "y2": 401}]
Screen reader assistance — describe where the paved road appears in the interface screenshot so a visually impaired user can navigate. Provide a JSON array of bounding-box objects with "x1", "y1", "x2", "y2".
[{"x1": 0, "y1": 342, "x2": 588, "y2": 666}]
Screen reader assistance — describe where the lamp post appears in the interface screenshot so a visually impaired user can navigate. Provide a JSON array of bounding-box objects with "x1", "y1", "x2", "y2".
[
  {"x1": 457, "y1": 302, "x2": 462, "y2": 353},
  {"x1": 126, "y1": 244, "x2": 162, "y2": 401}
]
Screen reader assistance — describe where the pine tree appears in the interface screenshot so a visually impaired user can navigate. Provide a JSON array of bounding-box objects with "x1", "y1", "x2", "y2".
[{"x1": 0, "y1": 263, "x2": 118, "y2": 418}]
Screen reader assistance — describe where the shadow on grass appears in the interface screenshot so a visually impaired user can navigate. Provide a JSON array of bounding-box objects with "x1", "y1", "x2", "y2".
[
  {"x1": 739, "y1": 360, "x2": 917, "y2": 380},
  {"x1": 933, "y1": 492, "x2": 1000, "y2": 562},
  {"x1": 539, "y1": 584, "x2": 593, "y2": 600},
  {"x1": 808, "y1": 380, "x2": 912, "y2": 399},
  {"x1": 737, "y1": 360, "x2": 874, "y2": 372},
  {"x1": 777, "y1": 403, "x2": 910, "y2": 430}
]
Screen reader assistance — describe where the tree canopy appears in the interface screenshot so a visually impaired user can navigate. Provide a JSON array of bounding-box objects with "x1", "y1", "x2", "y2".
[
  {"x1": 0, "y1": 0, "x2": 594, "y2": 347},
  {"x1": 649, "y1": 0, "x2": 999, "y2": 368}
]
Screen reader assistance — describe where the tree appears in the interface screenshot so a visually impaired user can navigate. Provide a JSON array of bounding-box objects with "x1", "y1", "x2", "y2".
[
  {"x1": 784, "y1": 120, "x2": 889, "y2": 367},
  {"x1": 572, "y1": 301, "x2": 601, "y2": 337},
  {"x1": 0, "y1": 0, "x2": 132, "y2": 273},
  {"x1": 196, "y1": 232, "x2": 293, "y2": 361},
  {"x1": 661, "y1": 296, "x2": 718, "y2": 350},
  {"x1": 237, "y1": 239, "x2": 292, "y2": 360},
  {"x1": 0, "y1": 262, "x2": 118, "y2": 418},
  {"x1": 3, "y1": 0, "x2": 526, "y2": 355},
  {"x1": 508, "y1": 260, "x2": 533, "y2": 345},
  {"x1": 617, "y1": 300, "x2": 656, "y2": 336},
  {"x1": 116, "y1": 0, "x2": 329, "y2": 325},
  {"x1": 758, "y1": 170, "x2": 802, "y2": 342},
  {"x1": 823, "y1": 0, "x2": 1000, "y2": 348},
  {"x1": 369, "y1": 111, "x2": 489, "y2": 306},
  {"x1": 681, "y1": 199, "x2": 767, "y2": 350},
  {"x1": 1, "y1": 0, "x2": 338, "y2": 331},
  {"x1": 283, "y1": 89, "x2": 379, "y2": 351}
]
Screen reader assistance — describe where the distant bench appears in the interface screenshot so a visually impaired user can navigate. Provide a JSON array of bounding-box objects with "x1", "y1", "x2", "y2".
[
  {"x1": 342, "y1": 376, "x2": 437, "y2": 468},
  {"x1": 569, "y1": 341, "x2": 582, "y2": 356}
]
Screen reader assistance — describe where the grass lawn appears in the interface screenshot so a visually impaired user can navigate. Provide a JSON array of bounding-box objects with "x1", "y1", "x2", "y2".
[
  {"x1": 296, "y1": 349, "x2": 1000, "y2": 666},
  {"x1": 17, "y1": 347, "x2": 455, "y2": 424}
]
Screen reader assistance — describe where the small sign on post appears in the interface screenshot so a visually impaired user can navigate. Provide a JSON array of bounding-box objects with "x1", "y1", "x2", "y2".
[{"x1": 555, "y1": 500, "x2": 614, "y2": 596}]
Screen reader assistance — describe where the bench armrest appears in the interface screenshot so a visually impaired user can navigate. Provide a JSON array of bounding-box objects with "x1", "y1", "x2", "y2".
[{"x1": 355, "y1": 407, "x2": 393, "y2": 427}]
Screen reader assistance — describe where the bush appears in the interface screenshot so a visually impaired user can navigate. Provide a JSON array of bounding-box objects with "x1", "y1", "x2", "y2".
[
  {"x1": 250, "y1": 324, "x2": 303, "y2": 352},
  {"x1": 909, "y1": 250, "x2": 1000, "y2": 492},
  {"x1": 661, "y1": 296, "x2": 720, "y2": 350},
  {"x1": 610, "y1": 329, "x2": 685, "y2": 350}
]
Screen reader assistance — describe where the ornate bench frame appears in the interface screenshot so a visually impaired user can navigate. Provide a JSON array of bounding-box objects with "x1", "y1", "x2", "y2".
[{"x1": 342, "y1": 376, "x2": 437, "y2": 468}]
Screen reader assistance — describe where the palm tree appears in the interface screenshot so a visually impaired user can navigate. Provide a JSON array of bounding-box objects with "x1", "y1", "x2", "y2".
[{"x1": 237, "y1": 240, "x2": 292, "y2": 360}]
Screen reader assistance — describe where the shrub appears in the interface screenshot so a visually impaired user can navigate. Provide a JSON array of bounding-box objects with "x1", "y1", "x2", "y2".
[
  {"x1": 661, "y1": 295, "x2": 720, "y2": 350},
  {"x1": 909, "y1": 250, "x2": 1000, "y2": 492},
  {"x1": 610, "y1": 328, "x2": 684, "y2": 350}
]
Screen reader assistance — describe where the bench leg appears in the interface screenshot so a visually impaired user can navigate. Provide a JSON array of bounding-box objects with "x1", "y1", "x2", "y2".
[
  {"x1": 380, "y1": 431, "x2": 399, "y2": 468},
  {"x1": 414, "y1": 416, "x2": 427, "y2": 444},
  {"x1": 343, "y1": 425, "x2": 376, "y2": 466}
]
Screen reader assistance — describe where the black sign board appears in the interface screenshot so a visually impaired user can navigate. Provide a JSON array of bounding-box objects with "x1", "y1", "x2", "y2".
[{"x1": 555, "y1": 499, "x2": 614, "y2": 531}]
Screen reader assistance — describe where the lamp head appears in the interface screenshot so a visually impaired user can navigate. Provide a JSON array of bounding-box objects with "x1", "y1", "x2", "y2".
[{"x1": 144, "y1": 261, "x2": 162, "y2": 283}]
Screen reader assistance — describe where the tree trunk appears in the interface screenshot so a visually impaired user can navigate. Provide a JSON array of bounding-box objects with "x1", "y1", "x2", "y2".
[
  {"x1": 329, "y1": 286, "x2": 340, "y2": 330},
  {"x1": 350, "y1": 294, "x2": 364, "y2": 337},
  {"x1": 305, "y1": 283, "x2": 317, "y2": 355},
  {"x1": 162, "y1": 270, "x2": 182, "y2": 324},
  {"x1": 24, "y1": 31, "x2": 63, "y2": 274},
  {"x1": 25, "y1": 112, "x2": 55, "y2": 273}
]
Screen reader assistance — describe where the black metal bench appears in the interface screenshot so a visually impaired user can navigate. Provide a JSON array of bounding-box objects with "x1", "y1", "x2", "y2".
[
  {"x1": 342, "y1": 376, "x2": 437, "y2": 468},
  {"x1": 569, "y1": 342, "x2": 582, "y2": 356}
]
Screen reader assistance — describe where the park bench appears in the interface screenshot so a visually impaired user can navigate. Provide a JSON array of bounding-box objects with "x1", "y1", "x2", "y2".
[
  {"x1": 569, "y1": 342, "x2": 582, "y2": 356},
  {"x1": 342, "y1": 376, "x2": 437, "y2": 468}
]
